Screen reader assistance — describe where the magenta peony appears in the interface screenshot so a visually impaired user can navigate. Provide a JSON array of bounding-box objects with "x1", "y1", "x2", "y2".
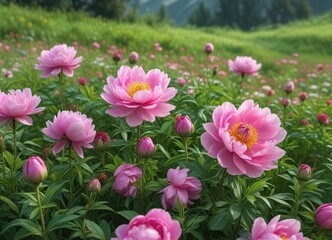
[
  {"x1": 136, "y1": 136, "x2": 155, "y2": 158},
  {"x1": 42, "y1": 111, "x2": 96, "y2": 158},
  {"x1": 113, "y1": 163, "x2": 142, "y2": 197},
  {"x1": 205, "y1": 43, "x2": 214, "y2": 55},
  {"x1": 93, "y1": 131, "x2": 110, "y2": 151},
  {"x1": 160, "y1": 167, "x2": 202, "y2": 209},
  {"x1": 112, "y1": 208, "x2": 181, "y2": 240},
  {"x1": 101, "y1": 65, "x2": 177, "y2": 127},
  {"x1": 129, "y1": 51, "x2": 139, "y2": 64},
  {"x1": 23, "y1": 156, "x2": 48, "y2": 184},
  {"x1": 0, "y1": 88, "x2": 45, "y2": 126},
  {"x1": 175, "y1": 115, "x2": 195, "y2": 137},
  {"x1": 34, "y1": 44, "x2": 83, "y2": 78},
  {"x1": 201, "y1": 99, "x2": 286, "y2": 178},
  {"x1": 249, "y1": 215, "x2": 308, "y2": 240},
  {"x1": 315, "y1": 203, "x2": 332, "y2": 230},
  {"x1": 228, "y1": 56, "x2": 261, "y2": 76},
  {"x1": 284, "y1": 81, "x2": 295, "y2": 94}
]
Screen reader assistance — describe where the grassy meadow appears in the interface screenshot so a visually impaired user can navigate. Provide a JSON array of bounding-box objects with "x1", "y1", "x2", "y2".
[{"x1": 1, "y1": 4, "x2": 332, "y2": 240}]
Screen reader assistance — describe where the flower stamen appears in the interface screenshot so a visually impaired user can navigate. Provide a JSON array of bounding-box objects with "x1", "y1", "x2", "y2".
[
  {"x1": 229, "y1": 122, "x2": 258, "y2": 149},
  {"x1": 127, "y1": 82, "x2": 151, "y2": 98}
]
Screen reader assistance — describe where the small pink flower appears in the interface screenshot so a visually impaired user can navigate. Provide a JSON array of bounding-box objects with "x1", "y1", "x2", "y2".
[
  {"x1": 34, "y1": 44, "x2": 83, "y2": 78},
  {"x1": 101, "y1": 66, "x2": 177, "y2": 127},
  {"x1": 284, "y1": 81, "x2": 295, "y2": 94},
  {"x1": 315, "y1": 203, "x2": 332, "y2": 230},
  {"x1": 280, "y1": 98, "x2": 291, "y2": 107},
  {"x1": 87, "y1": 178, "x2": 101, "y2": 192},
  {"x1": 250, "y1": 215, "x2": 308, "y2": 240},
  {"x1": 160, "y1": 167, "x2": 202, "y2": 209},
  {"x1": 293, "y1": 53, "x2": 299, "y2": 58},
  {"x1": 113, "y1": 52, "x2": 122, "y2": 62},
  {"x1": 297, "y1": 164, "x2": 311, "y2": 180},
  {"x1": 129, "y1": 51, "x2": 139, "y2": 64},
  {"x1": 301, "y1": 119, "x2": 308, "y2": 125},
  {"x1": 201, "y1": 99, "x2": 286, "y2": 178},
  {"x1": 137, "y1": 137, "x2": 155, "y2": 158},
  {"x1": 299, "y1": 92, "x2": 308, "y2": 101},
  {"x1": 154, "y1": 43, "x2": 163, "y2": 52},
  {"x1": 78, "y1": 77, "x2": 88, "y2": 86},
  {"x1": 177, "y1": 77, "x2": 185, "y2": 86},
  {"x1": 23, "y1": 156, "x2": 48, "y2": 184},
  {"x1": 317, "y1": 113, "x2": 329, "y2": 125},
  {"x1": 42, "y1": 111, "x2": 96, "y2": 158},
  {"x1": 267, "y1": 89, "x2": 275, "y2": 96},
  {"x1": 113, "y1": 163, "x2": 142, "y2": 197},
  {"x1": 112, "y1": 208, "x2": 181, "y2": 240},
  {"x1": 205, "y1": 43, "x2": 214, "y2": 55},
  {"x1": 0, "y1": 88, "x2": 45, "y2": 126},
  {"x1": 92, "y1": 41, "x2": 100, "y2": 49},
  {"x1": 175, "y1": 115, "x2": 194, "y2": 137},
  {"x1": 228, "y1": 56, "x2": 261, "y2": 76}
]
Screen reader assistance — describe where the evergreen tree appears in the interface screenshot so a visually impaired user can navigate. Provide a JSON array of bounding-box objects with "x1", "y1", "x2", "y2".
[
  {"x1": 295, "y1": 0, "x2": 311, "y2": 19},
  {"x1": 159, "y1": 4, "x2": 168, "y2": 22},
  {"x1": 241, "y1": 0, "x2": 261, "y2": 30},
  {"x1": 188, "y1": 2, "x2": 212, "y2": 27},
  {"x1": 215, "y1": 0, "x2": 241, "y2": 28},
  {"x1": 90, "y1": 0, "x2": 128, "y2": 20}
]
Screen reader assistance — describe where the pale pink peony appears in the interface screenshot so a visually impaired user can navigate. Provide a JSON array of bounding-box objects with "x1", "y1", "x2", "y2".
[
  {"x1": 250, "y1": 215, "x2": 308, "y2": 240},
  {"x1": 160, "y1": 167, "x2": 202, "y2": 209},
  {"x1": 0, "y1": 88, "x2": 45, "y2": 126},
  {"x1": 42, "y1": 111, "x2": 96, "y2": 158},
  {"x1": 228, "y1": 56, "x2": 261, "y2": 76},
  {"x1": 101, "y1": 66, "x2": 177, "y2": 127},
  {"x1": 201, "y1": 99, "x2": 286, "y2": 178},
  {"x1": 112, "y1": 208, "x2": 181, "y2": 240},
  {"x1": 23, "y1": 156, "x2": 48, "y2": 184},
  {"x1": 34, "y1": 44, "x2": 83, "y2": 78},
  {"x1": 113, "y1": 163, "x2": 142, "y2": 197}
]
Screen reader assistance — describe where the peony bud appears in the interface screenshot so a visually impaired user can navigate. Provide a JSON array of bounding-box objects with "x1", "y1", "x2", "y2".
[
  {"x1": 205, "y1": 43, "x2": 214, "y2": 55},
  {"x1": 23, "y1": 156, "x2": 48, "y2": 184},
  {"x1": 176, "y1": 115, "x2": 194, "y2": 137},
  {"x1": 177, "y1": 77, "x2": 185, "y2": 87},
  {"x1": 297, "y1": 164, "x2": 311, "y2": 181},
  {"x1": 113, "y1": 52, "x2": 122, "y2": 62},
  {"x1": 317, "y1": 113, "x2": 329, "y2": 125},
  {"x1": 98, "y1": 172, "x2": 107, "y2": 183},
  {"x1": 301, "y1": 119, "x2": 308, "y2": 126},
  {"x1": 93, "y1": 131, "x2": 110, "y2": 151},
  {"x1": 78, "y1": 77, "x2": 88, "y2": 86},
  {"x1": 129, "y1": 51, "x2": 139, "y2": 64},
  {"x1": 284, "y1": 81, "x2": 295, "y2": 94},
  {"x1": 87, "y1": 178, "x2": 101, "y2": 192},
  {"x1": 299, "y1": 92, "x2": 308, "y2": 101},
  {"x1": 280, "y1": 98, "x2": 291, "y2": 107},
  {"x1": 267, "y1": 89, "x2": 275, "y2": 97},
  {"x1": 137, "y1": 137, "x2": 155, "y2": 158},
  {"x1": 315, "y1": 203, "x2": 332, "y2": 230}
]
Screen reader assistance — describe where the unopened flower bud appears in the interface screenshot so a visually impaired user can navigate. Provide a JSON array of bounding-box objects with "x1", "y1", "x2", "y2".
[
  {"x1": 98, "y1": 172, "x2": 107, "y2": 183},
  {"x1": 129, "y1": 51, "x2": 139, "y2": 64},
  {"x1": 297, "y1": 164, "x2": 311, "y2": 181},
  {"x1": 87, "y1": 178, "x2": 101, "y2": 192},
  {"x1": 280, "y1": 98, "x2": 291, "y2": 107},
  {"x1": 113, "y1": 52, "x2": 122, "y2": 62},
  {"x1": 93, "y1": 132, "x2": 110, "y2": 151},
  {"x1": 315, "y1": 203, "x2": 332, "y2": 230},
  {"x1": 137, "y1": 137, "x2": 155, "y2": 158},
  {"x1": 299, "y1": 92, "x2": 308, "y2": 101},
  {"x1": 205, "y1": 43, "x2": 214, "y2": 55},
  {"x1": 23, "y1": 156, "x2": 48, "y2": 184},
  {"x1": 284, "y1": 81, "x2": 295, "y2": 94},
  {"x1": 176, "y1": 115, "x2": 195, "y2": 137},
  {"x1": 317, "y1": 113, "x2": 329, "y2": 125}
]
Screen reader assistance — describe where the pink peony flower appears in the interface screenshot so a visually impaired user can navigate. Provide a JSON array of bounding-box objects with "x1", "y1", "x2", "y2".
[
  {"x1": 0, "y1": 88, "x2": 45, "y2": 126},
  {"x1": 23, "y1": 156, "x2": 48, "y2": 184},
  {"x1": 112, "y1": 208, "x2": 181, "y2": 240},
  {"x1": 175, "y1": 115, "x2": 195, "y2": 137},
  {"x1": 129, "y1": 51, "x2": 139, "y2": 64},
  {"x1": 177, "y1": 77, "x2": 185, "y2": 86},
  {"x1": 201, "y1": 99, "x2": 286, "y2": 178},
  {"x1": 42, "y1": 111, "x2": 96, "y2": 158},
  {"x1": 315, "y1": 203, "x2": 332, "y2": 230},
  {"x1": 160, "y1": 167, "x2": 202, "y2": 209},
  {"x1": 101, "y1": 66, "x2": 177, "y2": 127},
  {"x1": 205, "y1": 43, "x2": 214, "y2": 55},
  {"x1": 317, "y1": 113, "x2": 329, "y2": 125},
  {"x1": 92, "y1": 41, "x2": 100, "y2": 49},
  {"x1": 284, "y1": 81, "x2": 295, "y2": 94},
  {"x1": 137, "y1": 136, "x2": 155, "y2": 158},
  {"x1": 299, "y1": 92, "x2": 308, "y2": 101},
  {"x1": 250, "y1": 215, "x2": 308, "y2": 240},
  {"x1": 228, "y1": 56, "x2": 261, "y2": 76},
  {"x1": 34, "y1": 44, "x2": 83, "y2": 78},
  {"x1": 93, "y1": 131, "x2": 110, "y2": 151},
  {"x1": 113, "y1": 163, "x2": 142, "y2": 197}
]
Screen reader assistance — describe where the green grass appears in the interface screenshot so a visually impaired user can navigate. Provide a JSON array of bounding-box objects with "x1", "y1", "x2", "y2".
[{"x1": 1, "y1": 4, "x2": 332, "y2": 68}]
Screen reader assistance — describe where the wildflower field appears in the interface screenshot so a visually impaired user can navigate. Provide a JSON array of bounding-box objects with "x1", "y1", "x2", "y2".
[{"x1": 1, "y1": 4, "x2": 332, "y2": 240}]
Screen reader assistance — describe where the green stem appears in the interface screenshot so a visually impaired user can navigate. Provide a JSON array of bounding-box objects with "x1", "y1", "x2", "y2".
[
  {"x1": 184, "y1": 137, "x2": 189, "y2": 167},
  {"x1": 212, "y1": 168, "x2": 227, "y2": 212},
  {"x1": 36, "y1": 183, "x2": 47, "y2": 240},
  {"x1": 291, "y1": 180, "x2": 305, "y2": 217},
  {"x1": 1, "y1": 134, "x2": 5, "y2": 179},
  {"x1": 68, "y1": 145, "x2": 73, "y2": 206},
  {"x1": 177, "y1": 202, "x2": 187, "y2": 240},
  {"x1": 11, "y1": 120, "x2": 17, "y2": 178},
  {"x1": 135, "y1": 125, "x2": 141, "y2": 164},
  {"x1": 233, "y1": 210, "x2": 243, "y2": 238},
  {"x1": 140, "y1": 159, "x2": 146, "y2": 210},
  {"x1": 58, "y1": 72, "x2": 66, "y2": 110}
]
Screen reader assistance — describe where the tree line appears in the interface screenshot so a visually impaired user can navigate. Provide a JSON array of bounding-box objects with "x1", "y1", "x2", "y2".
[{"x1": 189, "y1": 0, "x2": 312, "y2": 30}]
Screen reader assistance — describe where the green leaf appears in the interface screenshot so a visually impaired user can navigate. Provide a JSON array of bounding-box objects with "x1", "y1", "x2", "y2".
[
  {"x1": 0, "y1": 195, "x2": 19, "y2": 215},
  {"x1": 47, "y1": 214, "x2": 80, "y2": 233},
  {"x1": 89, "y1": 201, "x2": 114, "y2": 212},
  {"x1": 229, "y1": 202, "x2": 242, "y2": 220},
  {"x1": 99, "y1": 220, "x2": 111, "y2": 240},
  {"x1": 158, "y1": 144, "x2": 171, "y2": 159},
  {"x1": 116, "y1": 210, "x2": 139, "y2": 221},
  {"x1": 85, "y1": 219, "x2": 106, "y2": 240},
  {"x1": 1, "y1": 219, "x2": 41, "y2": 236},
  {"x1": 209, "y1": 208, "x2": 231, "y2": 231},
  {"x1": 42, "y1": 181, "x2": 67, "y2": 205},
  {"x1": 246, "y1": 177, "x2": 270, "y2": 195},
  {"x1": 145, "y1": 181, "x2": 164, "y2": 192}
]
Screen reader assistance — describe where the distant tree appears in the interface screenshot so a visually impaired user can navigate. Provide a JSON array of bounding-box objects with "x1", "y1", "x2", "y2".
[
  {"x1": 159, "y1": 3, "x2": 168, "y2": 22},
  {"x1": 294, "y1": 0, "x2": 311, "y2": 19},
  {"x1": 241, "y1": 0, "x2": 261, "y2": 30},
  {"x1": 268, "y1": 0, "x2": 295, "y2": 24},
  {"x1": 215, "y1": 0, "x2": 241, "y2": 28},
  {"x1": 188, "y1": 2, "x2": 212, "y2": 27},
  {"x1": 90, "y1": 0, "x2": 128, "y2": 20}
]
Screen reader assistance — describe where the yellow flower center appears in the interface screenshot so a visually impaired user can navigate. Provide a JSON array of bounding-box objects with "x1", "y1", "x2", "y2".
[
  {"x1": 279, "y1": 234, "x2": 288, "y2": 240},
  {"x1": 127, "y1": 82, "x2": 151, "y2": 98},
  {"x1": 229, "y1": 122, "x2": 258, "y2": 149}
]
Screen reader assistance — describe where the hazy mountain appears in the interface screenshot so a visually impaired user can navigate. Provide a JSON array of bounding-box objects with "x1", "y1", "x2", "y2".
[{"x1": 128, "y1": 0, "x2": 332, "y2": 26}]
